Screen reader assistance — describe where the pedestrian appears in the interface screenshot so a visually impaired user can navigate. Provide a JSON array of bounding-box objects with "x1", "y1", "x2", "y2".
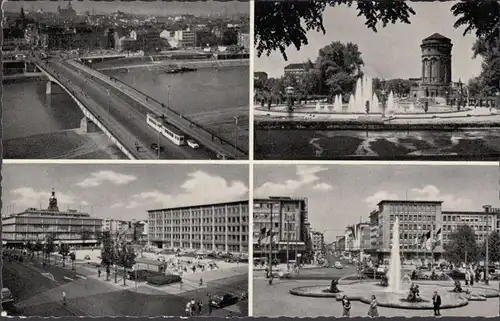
[
  {"x1": 342, "y1": 295, "x2": 351, "y2": 317},
  {"x1": 180, "y1": 279, "x2": 183, "y2": 291},
  {"x1": 197, "y1": 301, "x2": 203, "y2": 315},
  {"x1": 199, "y1": 277, "x2": 203, "y2": 286},
  {"x1": 185, "y1": 302, "x2": 191, "y2": 317},
  {"x1": 465, "y1": 270, "x2": 470, "y2": 286},
  {"x1": 98, "y1": 268, "x2": 101, "y2": 278},
  {"x1": 432, "y1": 291, "x2": 441, "y2": 316},
  {"x1": 62, "y1": 291, "x2": 67, "y2": 306},
  {"x1": 367, "y1": 295, "x2": 379, "y2": 317}
]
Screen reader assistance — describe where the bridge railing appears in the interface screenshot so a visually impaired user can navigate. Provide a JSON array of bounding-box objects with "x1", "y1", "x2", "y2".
[
  {"x1": 68, "y1": 59, "x2": 248, "y2": 156},
  {"x1": 108, "y1": 76, "x2": 248, "y2": 156}
]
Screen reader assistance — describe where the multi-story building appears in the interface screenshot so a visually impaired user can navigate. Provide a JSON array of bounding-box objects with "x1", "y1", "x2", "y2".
[
  {"x1": 102, "y1": 218, "x2": 129, "y2": 234},
  {"x1": 311, "y1": 230, "x2": 325, "y2": 252},
  {"x1": 284, "y1": 63, "x2": 308, "y2": 76},
  {"x1": 441, "y1": 205, "x2": 498, "y2": 244},
  {"x1": 147, "y1": 200, "x2": 249, "y2": 254},
  {"x1": 369, "y1": 200, "x2": 443, "y2": 261},
  {"x1": 2, "y1": 190, "x2": 102, "y2": 245},
  {"x1": 335, "y1": 236, "x2": 346, "y2": 253},
  {"x1": 253, "y1": 196, "x2": 310, "y2": 261}
]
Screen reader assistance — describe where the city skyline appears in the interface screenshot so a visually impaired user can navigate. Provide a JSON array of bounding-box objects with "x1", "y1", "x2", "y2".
[
  {"x1": 2, "y1": 164, "x2": 249, "y2": 221},
  {"x1": 254, "y1": 164, "x2": 499, "y2": 243},
  {"x1": 256, "y1": 1, "x2": 481, "y2": 82},
  {"x1": 2, "y1": 0, "x2": 249, "y2": 16}
]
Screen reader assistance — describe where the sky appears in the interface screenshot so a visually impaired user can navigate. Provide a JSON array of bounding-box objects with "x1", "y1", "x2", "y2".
[
  {"x1": 254, "y1": 164, "x2": 500, "y2": 243},
  {"x1": 256, "y1": 1, "x2": 482, "y2": 82},
  {"x1": 2, "y1": 164, "x2": 249, "y2": 221},
  {"x1": 3, "y1": 0, "x2": 249, "y2": 16}
]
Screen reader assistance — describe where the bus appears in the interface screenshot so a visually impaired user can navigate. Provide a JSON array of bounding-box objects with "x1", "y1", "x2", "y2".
[{"x1": 146, "y1": 113, "x2": 186, "y2": 146}]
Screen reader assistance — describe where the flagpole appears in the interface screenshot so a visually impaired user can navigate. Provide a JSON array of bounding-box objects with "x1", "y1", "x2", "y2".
[
  {"x1": 431, "y1": 226, "x2": 435, "y2": 268},
  {"x1": 268, "y1": 202, "x2": 273, "y2": 285}
]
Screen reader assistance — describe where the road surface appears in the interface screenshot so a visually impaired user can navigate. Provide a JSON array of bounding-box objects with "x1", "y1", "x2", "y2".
[
  {"x1": 38, "y1": 59, "x2": 215, "y2": 160},
  {"x1": 3, "y1": 257, "x2": 247, "y2": 317}
]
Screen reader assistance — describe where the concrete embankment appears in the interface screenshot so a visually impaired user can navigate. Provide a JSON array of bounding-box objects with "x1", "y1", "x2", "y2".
[
  {"x1": 95, "y1": 59, "x2": 249, "y2": 72},
  {"x1": 255, "y1": 119, "x2": 500, "y2": 131}
]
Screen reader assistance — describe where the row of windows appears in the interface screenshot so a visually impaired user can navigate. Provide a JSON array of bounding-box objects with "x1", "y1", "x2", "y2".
[
  {"x1": 150, "y1": 216, "x2": 247, "y2": 226},
  {"x1": 149, "y1": 226, "x2": 247, "y2": 233},
  {"x1": 159, "y1": 242, "x2": 245, "y2": 252},
  {"x1": 149, "y1": 205, "x2": 248, "y2": 220},
  {"x1": 390, "y1": 214, "x2": 436, "y2": 222},
  {"x1": 443, "y1": 215, "x2": 493, "y2": 223},
  {"x1": 387, "y1": 204, "x2": 438, "y2": 213},
  {"x1": 3, "y1": 232, "x2": 96, "y2": 241},
  {"x1": 13, "y1": 218, "x2": 100, "y2": 225},
  {"x1": 5, "y1": 225, "x2": 101, "y2": 233},
  {"x1": 150, "y1": 233, "x2": 246, "y2": 241}
]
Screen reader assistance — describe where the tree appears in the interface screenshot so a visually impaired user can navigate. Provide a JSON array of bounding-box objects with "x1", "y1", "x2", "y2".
[
  {"x1": 81, "y1": 229, "x2": 92, "y2": 247},
  {"x1": 95, "y1": 231, "x2": 103, "y2": 247},
  {"x1": 100, "y1": 231, "x2": 115, "y2": 281},
  {"x1": 255, "y1": 1, "x2": 415, "y2": 60},
  {"x1": 443, "y1": 225, "x2": 480, "y2": 264},
  {"x1": 116, "y1": 243, "x2": 136, "y2": 286},
  {"x1": 59, "y1": 243, "x2": 70, "y2": 267},
  {"x1": 256, "y1": 1, "x2": 500, "y2": 61},
  {"x1": 69, "y1": 252, "x2": 76, "y2": 270},
  {"x1": 34, "y1": 240, "x2": 43, "y2": 258},
  {"x1": 481, "y1": 231, "x2": 500, "y2": 263},
  {"x1": 45, "y1": 234, "x2": 56, "y2": 264}
]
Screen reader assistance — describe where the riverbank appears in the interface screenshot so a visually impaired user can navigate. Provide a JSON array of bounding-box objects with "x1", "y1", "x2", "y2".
[
  {"x1": 95, "y1": 59, "x2": 249, "y2": 73},
  {"x1": 4, "y1": 129, "x2": 126, "y2": 159}
]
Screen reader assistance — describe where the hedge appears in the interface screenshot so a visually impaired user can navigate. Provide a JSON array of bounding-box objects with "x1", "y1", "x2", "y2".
[{"x1": 147, "y1": 274, "x2": 182, "y2": 286}]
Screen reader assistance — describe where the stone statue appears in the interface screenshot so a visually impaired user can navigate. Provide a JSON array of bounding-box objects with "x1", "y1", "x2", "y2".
[
  {"x1": 330, "y1": 278, "x2": 340, "y2": 293},
  {"x1": 380, "y1": 275, "x2": 388, "y2": 287},
  {"x1": 406, "y1": 283, "x2": 423, "y2": 302}
]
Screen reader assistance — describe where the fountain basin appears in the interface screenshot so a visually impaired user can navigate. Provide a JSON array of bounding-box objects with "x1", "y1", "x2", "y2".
[{"x1": 290, "y1": 283, "x2": 472, "y2": 309}]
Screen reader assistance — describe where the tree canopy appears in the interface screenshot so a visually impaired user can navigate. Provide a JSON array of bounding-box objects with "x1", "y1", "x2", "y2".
[
  {"x1": 481, "y1": 231, "x2": 500, "y2": 263},
  {"x1": 443, "y1": 225, "x2": 480, "y2": 264},
  {"x1": 255, "y1": 0, "x2": 500, "y2": 61}
]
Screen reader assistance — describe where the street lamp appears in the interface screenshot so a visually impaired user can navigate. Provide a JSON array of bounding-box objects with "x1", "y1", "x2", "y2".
[
  {"x1": 233, "y1": 116, "x2": 239, "y2": 158},
  {"x1": 166, "y1": 85, "x2": 171, "y2": 109},
  {"x1": 106, "y1": 89, "x2": 110, "y2": 114},
  {"x1": 285, "y1": 86, "x2": 295, "y2": 112}
]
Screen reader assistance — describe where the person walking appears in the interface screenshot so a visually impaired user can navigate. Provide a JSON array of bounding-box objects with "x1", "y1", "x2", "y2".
[
  {"x1": 98, "y1": 267, "x2": 101, "y2": 278},
  {"x1": 367, "y1": 295, "x2": 379, "y2": 317},
  {"x1": 432, "y1": 291, "x2": 441, "y2": 316},
  {"x1": 465, "y1": 270, "x2": 470, "y2": 286},
  {"x1": 342, "y1": 295, "x2": 351, "y2": 317},
  {"x1": 62, "y1": 292, "x2": 67, "y2": 306}
]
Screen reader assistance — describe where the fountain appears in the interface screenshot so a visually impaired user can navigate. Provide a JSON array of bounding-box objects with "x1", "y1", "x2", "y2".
[
  {"x1": 387, "y1": 216, "x2": 402, "y2": 293},
  {"x1": 289, "y1": 212, "x2": 500, "y2": 309}
]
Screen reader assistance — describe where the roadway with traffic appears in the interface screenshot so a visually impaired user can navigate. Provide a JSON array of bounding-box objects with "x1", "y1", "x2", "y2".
[
  {"x1": 31, "y1": 54, "x2": 246, "y2": 160},
  {"x1": 3, "y1": 256, "x2": 247, "y2": 317},
  {"x1": 36, "y1": 58, "x2": 217, "y2": 160}
]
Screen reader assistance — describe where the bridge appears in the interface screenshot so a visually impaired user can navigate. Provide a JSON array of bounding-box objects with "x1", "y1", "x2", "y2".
[{"x1": 29, "y1": 56, "x2": 247, "y2": 160}]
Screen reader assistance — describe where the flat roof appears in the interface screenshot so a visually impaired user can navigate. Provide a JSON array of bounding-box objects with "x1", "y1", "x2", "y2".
[
  {"x1": 377, "y1": 200, "x2": 443, "y2": 206},
  {"x1": 148, "y1": 199, "x2": 248, "y2": 213},
  {"x1": 443, "y1": 211, "x2": 495, "y2": 215}
]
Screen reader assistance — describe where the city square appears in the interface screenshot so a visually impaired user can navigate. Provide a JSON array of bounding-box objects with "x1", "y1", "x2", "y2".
[
  {"x1": 254, "y1": 1, "x2": 500, "y2": 160},
  {"x1": 1, "y1": 164, "x2": 249, "y2": 317},
  {"x1": 253, "y1": 164, "x2": 500, "y2": 317}
]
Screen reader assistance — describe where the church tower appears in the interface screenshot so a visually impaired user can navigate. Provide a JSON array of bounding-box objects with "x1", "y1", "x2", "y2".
[{"x1": 48, "y1": 189, "x2": 59, "y2": 212}]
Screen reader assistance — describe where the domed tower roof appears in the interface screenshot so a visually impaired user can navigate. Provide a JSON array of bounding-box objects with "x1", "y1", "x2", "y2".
[{"x1": 424, "y1": 33, "x2": 450, "y2": 41}]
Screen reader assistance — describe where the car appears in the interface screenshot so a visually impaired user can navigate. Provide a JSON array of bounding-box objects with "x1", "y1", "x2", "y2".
[
  {"x1": 2, "y1": 288, "x2": 14, "y2": 309},
  {"x1": 150, "y1": 143, "x2": 164, "y2": 153},
  {"x1": 216, "y1": 152, "x2": 228, "y2": 160},
  {"x1": 209, "y1": 293, "x2": 239, "y2": 309},
  {"x1": 334, "y1": 261, "x2": 343, "y2": 269},
  {"x1": 187, "y1": 139, "x2": 200, "y2": 149}
]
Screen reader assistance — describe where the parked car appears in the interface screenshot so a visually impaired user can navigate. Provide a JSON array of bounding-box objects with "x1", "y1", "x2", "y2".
[
  {"x1": 150, "y1": 143, "x2": 164, "y2": 153},
  {"x1": 187, "y1": 139, "x2": 200, "y2": 149},
  {"x1": 2, "y1": 288, "x2": 14, "y2": 309},
  {"x1": 334, "y1": 261, "x2": 342, "y2": 269},
  {"x1": 209, "y1": 293, "x2": 239, "y2": 309}
]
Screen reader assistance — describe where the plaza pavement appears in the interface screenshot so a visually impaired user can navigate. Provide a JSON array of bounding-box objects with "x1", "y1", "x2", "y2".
[
  {"x1": 253, "y1": 277, "x2": 500, "y2": 317},
  {"x1": 3, "y1": 254, "x2": 248, "y2": 317}
]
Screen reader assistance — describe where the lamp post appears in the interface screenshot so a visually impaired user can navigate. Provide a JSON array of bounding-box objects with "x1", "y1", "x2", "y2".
[
  {"x1": 485, "y1": 215, "x2": 490, "y2": 285},
  {"x1": 285, "y1": 86, "x2": 295, "y2": 112},
  {"x1": 106, "y1": 89, "x2": 110, "y2": 114},
  {"x1": 233, "y1": 116, "x2": 239, "y2": 158},
  {"x1": 166, "y1": 85, "x2": 171, "y2": 109}
]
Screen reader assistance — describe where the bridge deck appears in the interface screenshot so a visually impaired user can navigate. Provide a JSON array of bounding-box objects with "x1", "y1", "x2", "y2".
[{"x1": 66, "y1": 59, "x2": 247, "y2": 159}]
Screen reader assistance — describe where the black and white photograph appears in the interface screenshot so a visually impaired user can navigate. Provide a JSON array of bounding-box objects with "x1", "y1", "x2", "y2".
[
  {"x1": 254, "y1": 1, "x2": 500, "y2": 160},
  {"x1": 3, "y1": 0, "x2": 250, "y2": 160},
  {"x1": 1, "y1": 163, "x2": 249, "y2": 317},
  {"x1": 253, "y1": 164, "x2": 500, "y2": 317}
]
